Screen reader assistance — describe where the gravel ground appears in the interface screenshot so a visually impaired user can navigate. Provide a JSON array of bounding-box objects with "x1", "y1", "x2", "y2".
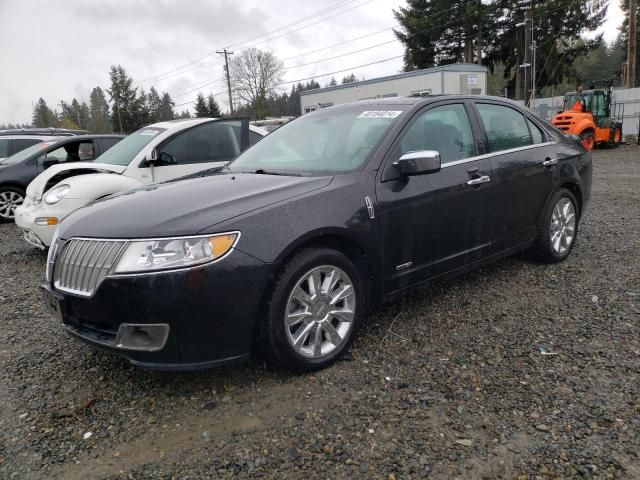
[{"x1": 0, "y1": 147, "x2": 638, "y2": 480}]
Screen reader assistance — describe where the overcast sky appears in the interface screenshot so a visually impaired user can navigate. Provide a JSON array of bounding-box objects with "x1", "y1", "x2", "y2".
[{"x1": 0, "y1": 0, "x2": 624, "y2": 125}]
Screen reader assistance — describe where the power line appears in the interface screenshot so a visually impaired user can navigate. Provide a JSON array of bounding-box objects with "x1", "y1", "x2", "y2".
[
  {"x1": 135, "y1": 0, "x2": 365, "y2": 86},
  {"x1": 172, "y1": 76, "x2": 226, "y2": 98},
  {"x1": 280, "y1": 26, "x2": 394, "y2": 62},
  {"x1": 246, "y1": 0, "x2": 377, "y2": 49},
  {"x1": 224, "y1": 0, "x2": 360, "y2": 50}
]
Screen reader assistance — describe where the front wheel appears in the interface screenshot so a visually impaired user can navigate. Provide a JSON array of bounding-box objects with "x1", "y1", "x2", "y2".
[
  {"x1": 258, "y1": 247, "x2": 366, "y2": 372},
  {"x1": 0, "y1": 186, "x2": 25, "y2": 223},
  {"x1": 530, "y1": 189, "x2": 579, "y2": 263},
  {"x1": 580, "y1": 130, "x2": 595, "y2": 151}
]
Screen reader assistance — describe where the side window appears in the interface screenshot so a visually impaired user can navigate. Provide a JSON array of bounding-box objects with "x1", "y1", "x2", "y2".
[
  {"x1": 527, "y1": 118, "x2": 545, "y2": 144},
  {"x1": 160, "y1": 121, "x2": 242, "y2": 165},
  {"x1": 249, "y1": 131, "x2": 263, "y2": 146},
  {"x1": 0, "y1": 139, "x2": 9, "y2": 157},
  {"x1": 11, "y1": 138, "x2": 41, "y2": 155},
  {"x1": 40, "y1": 145, "x2": 69, "y2": 164},
  {"x1": 78, "y1": 142, "x2": 95, "y2": 160},
  {"x1": 476, "y1": 103, "x2": 532, "y2": 152},
  {"x1": 399, "y1": 104, "x2": 475, "y2": 163}
]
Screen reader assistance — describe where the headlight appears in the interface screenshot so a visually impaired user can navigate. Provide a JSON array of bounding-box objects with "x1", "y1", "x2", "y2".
[
  {"x1": 113, "y1": 232, "x2": 239, "y2": 274},
  {"x1": 44, "y1": 184, "x2": 70, "y2": 205}
]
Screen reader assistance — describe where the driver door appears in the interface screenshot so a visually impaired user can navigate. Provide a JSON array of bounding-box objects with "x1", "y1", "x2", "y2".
[
  {"x1": 147, "y1": 119, "x2": 250, "y2": 183},
  {"x1": 376, "y1": 102, "x2": 494, "y2": 293}
]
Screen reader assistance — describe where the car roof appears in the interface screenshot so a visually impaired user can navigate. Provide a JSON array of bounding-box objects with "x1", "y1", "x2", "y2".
[
  {"x1": 320, "y1": 94, "x2": 529, "y2": 113},
  {"x1": 0, "y1": 128, "x2": 88, "y2": 136},
  {"x1": 0, "y1": 134, "x2": 64, "y2": 140}
]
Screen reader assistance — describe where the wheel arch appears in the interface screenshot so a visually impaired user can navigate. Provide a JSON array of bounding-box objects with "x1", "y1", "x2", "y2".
[
  {"x1": 557, "y1": 181, "x2": 583, "y2": 217},
  {"x1": 256, "y1": 229, "x2": 379, "y2": 326},
  {"x1": 0, "y1": 181, "x2": 28, "y2": 193}
]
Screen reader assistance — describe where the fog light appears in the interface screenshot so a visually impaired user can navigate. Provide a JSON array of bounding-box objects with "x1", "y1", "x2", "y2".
[
  {"x1": 115, "y1": 324, "x2": 169, "y2": 352},
  {"x1": 35, "y1": 217, "x2": 58, "y2": 226}
]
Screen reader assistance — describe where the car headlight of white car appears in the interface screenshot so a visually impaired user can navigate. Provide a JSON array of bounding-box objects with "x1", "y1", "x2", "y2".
[
  {"x1": 44, "y1": 185, "x2": 71, "y2": 205},
  {"x1": 114, "y1": 232, "x2": 240, "y2": 274}
]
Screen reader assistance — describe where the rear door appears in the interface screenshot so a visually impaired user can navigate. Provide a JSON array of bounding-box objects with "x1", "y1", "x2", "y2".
[
  {"x1": 149, "y1": 120, "x2": 250, "y2": 183},
  {"x1": 472, "y1": 101, "x2": 556, "y2": 251},
  {"x1": 377, "y1": 101, "x2": 495, "y2": 293}
]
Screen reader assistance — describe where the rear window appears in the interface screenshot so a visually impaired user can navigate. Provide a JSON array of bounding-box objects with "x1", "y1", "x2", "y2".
[
  {"x1": 0, "y1": 139, "x2": 9, "y2": 158},
  {"x1": 1, "y1": 141, "x2": 57, "y2": 165},
  {"x1": 12, "y1": 138, "x2": 42, "y2": 154}
]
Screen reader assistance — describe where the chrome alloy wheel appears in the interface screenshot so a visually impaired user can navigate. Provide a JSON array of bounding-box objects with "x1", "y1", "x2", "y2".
[
  {"x1": 549, "y1": 197, "x2": 576, "y2": 255},
  {"x1": 0, "y1": 190, "x2": 24, "y2": 220},
  {"x1": 284, "y1": 265, "x2": 356, "y2": 359}
]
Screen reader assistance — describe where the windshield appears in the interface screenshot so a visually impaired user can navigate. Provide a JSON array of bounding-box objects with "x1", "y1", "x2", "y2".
[
  {"x1": 0, "y1": 140, "x2": 57, "y2": 166},
  {"x1": 96, "y1": 127, "x2": 167, "y2": 166},
  {"x1": 227, "y1": 105, "x2": 406, "y2": 176},
  {"x1": 563, "y1": 93, "x2": 591, "y2": 112}
]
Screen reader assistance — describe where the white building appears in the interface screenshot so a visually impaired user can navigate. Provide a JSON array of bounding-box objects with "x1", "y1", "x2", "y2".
[{"x1": 300, "y1": 64, "x2": 488, "y2": 114}]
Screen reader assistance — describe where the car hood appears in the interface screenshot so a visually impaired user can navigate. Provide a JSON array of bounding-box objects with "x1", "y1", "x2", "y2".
[
  {"x1": 26, "y1": 162, "x2": 126, "y2": 198},
  {"x1": 59, "y1": 173, "x2": 333, "y2": 239}
]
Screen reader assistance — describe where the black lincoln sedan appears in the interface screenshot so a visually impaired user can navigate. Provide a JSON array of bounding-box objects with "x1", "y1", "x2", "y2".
[{"x1": 42, "y1": 96, "x2": 591, "y2": 372}]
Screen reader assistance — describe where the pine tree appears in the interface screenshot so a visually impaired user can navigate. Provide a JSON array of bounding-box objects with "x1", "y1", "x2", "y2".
[
  {"x1": 341, "y1": 74, "x2": 357, "y2": 84},
  {"x1": 206, "y1": 94, "x2": 221, "y2": 117},
  {"x1": 159, "y1": 92, "x2": 176, "y2": 121},
  {"x1": 194, "y1": 93, "x2": 209, "y2": 117},
  {"x1": 176, "y1": 110, "x2": 192, "y2": 119},
  {"x1": 88, "y1": 87, "x2": 112, "y2": 133},
  {"x1": 107, "y1": 65, "x2": 139, "y2": 133},
  {"x1": 147, "y1": 87, "x2": 163, "y2": 123},
  {"x1": 32, "y1": 98, "x2": 59, "y2": 127}
]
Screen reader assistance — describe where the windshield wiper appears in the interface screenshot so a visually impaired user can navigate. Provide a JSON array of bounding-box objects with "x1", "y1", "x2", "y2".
[{"x1": 252, "y1": 169, "x2": 301, "y2": 177}]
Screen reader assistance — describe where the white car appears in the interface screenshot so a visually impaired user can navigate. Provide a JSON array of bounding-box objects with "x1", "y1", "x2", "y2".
[{"x1": 15, "y1": 118, "x2": 267, "y2": 248}]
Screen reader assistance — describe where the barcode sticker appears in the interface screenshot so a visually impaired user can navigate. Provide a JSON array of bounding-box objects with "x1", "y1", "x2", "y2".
[{"x1": 357, "y1": 111, "x2": 403, "y2": 119}]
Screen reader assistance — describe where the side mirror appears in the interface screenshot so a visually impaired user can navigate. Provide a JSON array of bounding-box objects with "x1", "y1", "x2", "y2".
[
  {"x1": 43, "y1": 158, "x2": 59, "y2": 169},
  {"x1": 149, "y1": 148, "x2": 158, "y2": 162},
  {"x1": 393, "y1": 150, "x2": 441, "y2": 176},
  {"x1": 158, "y1": 151, "x2": 176, "y2": 165}
]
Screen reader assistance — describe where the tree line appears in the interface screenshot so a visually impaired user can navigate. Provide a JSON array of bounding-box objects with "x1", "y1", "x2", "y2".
[{"x1": 394, "y1": 0, "x2": 638, "y2": 96}]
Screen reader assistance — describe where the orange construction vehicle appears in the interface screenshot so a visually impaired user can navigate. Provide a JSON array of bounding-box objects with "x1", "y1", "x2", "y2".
[{"x1": 551, "y1": 80, "x2": 623, "y2": 150}]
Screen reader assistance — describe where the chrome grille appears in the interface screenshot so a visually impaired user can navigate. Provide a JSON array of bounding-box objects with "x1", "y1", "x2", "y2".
[{"x1": 53, "y1": 239, "x2": 127, "y2": 297}]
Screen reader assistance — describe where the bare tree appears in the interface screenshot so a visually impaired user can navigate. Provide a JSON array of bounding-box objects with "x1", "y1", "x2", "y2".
[{"x1": 229, "y1": 48, "x2": 284, "y2": 119}]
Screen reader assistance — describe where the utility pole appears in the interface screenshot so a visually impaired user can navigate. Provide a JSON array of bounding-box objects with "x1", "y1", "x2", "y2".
[
  {"x1": 627, "y1": 0, "x2": 637, "y2": 88},
  {"x1": 523, "y1": 6, "x2": 533, "y2": 106},
  {"x1": 217, "y1": 49, "x2": 234, "y2": 116}
]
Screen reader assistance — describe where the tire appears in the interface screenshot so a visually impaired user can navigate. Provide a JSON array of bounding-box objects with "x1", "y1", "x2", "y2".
[
  {"x1": 607, "y1": 126, "x2": 622, "y2": 148},
  {"x1": 258, "y1": 247, "x2": 366, "y2": 372},
  {"x1": 0, "y1": 186, "x2": 26, "y2": 223},
  {"x1": 530, "y1": 188, "x2": 579, "y2": 263},
  {"x1": 580, "y1": 130, "x2": 595, "y2": 151}
]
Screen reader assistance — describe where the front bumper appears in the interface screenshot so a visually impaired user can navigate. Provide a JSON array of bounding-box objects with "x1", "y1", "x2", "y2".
[
  {"x1": 15, "y1": 198, "x2": 88, "y2": 247},
  {"x1": 44, "y1": 249, "x2": 273, "y2": 370}
]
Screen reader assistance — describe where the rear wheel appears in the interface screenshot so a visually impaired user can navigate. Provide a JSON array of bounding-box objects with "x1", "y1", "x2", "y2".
[
  {"x1": 607, "y1": 126, "x2": 622, "y2": 148},
  {"x1": 530, "y1": 188, "x2": 579, "y2": 263},
  {"x1": 580, "y1": 130, "x2": 595, "y2": 151},
  {"x1": 0, "y1": 186, "x2": 25, "y2": 222},
  {"x1": 258, "y1": 247, "x2": 365, "y2": 372}
]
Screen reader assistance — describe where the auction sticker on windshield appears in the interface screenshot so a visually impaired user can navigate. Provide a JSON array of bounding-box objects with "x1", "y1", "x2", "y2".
[
  {"x1": 357, "y1": 111, "x2": 403, "y2": 119},
  {"x1": 139, "y1": 130, "x2": 161, "y2": 136}
]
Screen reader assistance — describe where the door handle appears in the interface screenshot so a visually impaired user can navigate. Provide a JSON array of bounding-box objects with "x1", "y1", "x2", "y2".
[
  {"x1": 542, "y1": 158, "x2": 558, "y2": 167},
  {"x1": 467, "y1": 175, "x2": 491, "y2": 186}
]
